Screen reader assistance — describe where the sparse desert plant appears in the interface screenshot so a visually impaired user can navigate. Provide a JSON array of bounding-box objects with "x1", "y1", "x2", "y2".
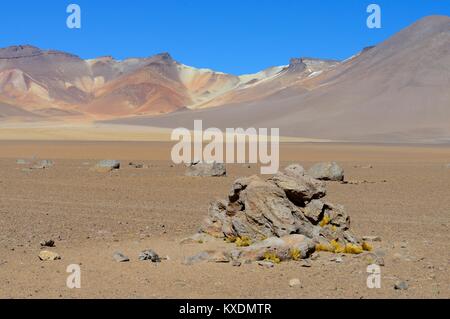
[
  {"x1": 289, "y1": 248, "x2": 302, "y2": 261},
  {"x1": 319, "y1": 214, "x2": 331, "y2": 227},
  {"x1": 263, "y1": 251, "x2": 281, "y2": 264},
  {"x1": 362, "y1": 241, "x2": 373, "y2": 251},
  {"x1": 235, "y1": 236, "x2": 252, "y2": 247}
]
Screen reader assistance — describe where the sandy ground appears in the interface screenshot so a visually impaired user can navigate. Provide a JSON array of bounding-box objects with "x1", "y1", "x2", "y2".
[{"x1": 0, "y1": 141, "x2": 449, "y2": 299}]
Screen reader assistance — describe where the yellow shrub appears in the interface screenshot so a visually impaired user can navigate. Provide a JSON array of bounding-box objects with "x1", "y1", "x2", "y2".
[
  {"x1": 315, "y1": 243, "x2": 334, "y2": 253},
  {"x1": 263, "y1": 252, "x2": 281, "y2": 264},
  {"x1": 319, "y1": 215, "x2": 331, "y2": 227},
  {"x1": 330, "y1": 240, "x2": 346, "y2": 253},
  {"x1": 290, "y1": 248, "x2": 302, "y2": 261},
  {"x1": 235, "y1": 236, "x2": 252, "y2": 247},
  {"x1": 344, "y1": 244, "x2": 364, "y2": 254},
  {"x1": 362, "y1": 242, "x2": 373, "y2": 251}
]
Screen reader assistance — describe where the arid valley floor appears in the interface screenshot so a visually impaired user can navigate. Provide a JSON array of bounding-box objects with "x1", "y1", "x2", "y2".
[{"x1": 0, "y1": 141, "x2": 449, "y2": 298}]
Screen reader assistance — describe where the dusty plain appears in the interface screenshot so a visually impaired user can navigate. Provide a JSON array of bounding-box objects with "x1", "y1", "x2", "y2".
[{"x1": 0, "y1": 141, "x2": 449, "y2": 298}]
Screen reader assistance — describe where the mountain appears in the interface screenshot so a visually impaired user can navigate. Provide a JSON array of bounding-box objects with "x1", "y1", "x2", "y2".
[
  {"x1": 0, "y1": 45, "x2": 338, "y2": 120},
  {"x1": 108, "y1": 15, "x2": 450, "y2": 143},
  {"x1": 0, "y1": 15, "x2": 449, "y2": 143}
]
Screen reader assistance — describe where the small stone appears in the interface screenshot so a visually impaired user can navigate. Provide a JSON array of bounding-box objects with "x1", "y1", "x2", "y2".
[
  {"x1": 362, "y1": 236, "x2": 382, "y2": 242},
  {"x1": 113, "y1": 252, "x2": 130, "y2": 262},
  {"x1": 330, "y1": 256, "x2": 343, "y2": 263},
  {"x1": 394, "y1": 281, "x2": 409, "y2": 290},
  {"x1": 232, "y1": 260, "x2": 242, "y2": 267},
  {"x1": 139, "y1": 250, "x2": 161, "y2": 262},
  {"x1": 32, "y1": 160, "x2": 54, "y2": 169},
  {"x1": 289, "y1": 278, "x2": 302, "y2": 287},
  {"x1": 40, "y1": 239, "x2": 55, "y2": 247},
  {"x1": 299, "y1": 259, "x2": 312, "y2": 267},
  {"x1": 257, "y1": 261, "x2": 275, "y2": 268},
  {"x1": 38, "y1": 250, "x2": 61, "y2": 261}
]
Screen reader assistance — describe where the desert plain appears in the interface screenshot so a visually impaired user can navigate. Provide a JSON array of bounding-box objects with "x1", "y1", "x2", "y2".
[{"x1": 0, "y1": 140, "x2": 449, "y2": 299}]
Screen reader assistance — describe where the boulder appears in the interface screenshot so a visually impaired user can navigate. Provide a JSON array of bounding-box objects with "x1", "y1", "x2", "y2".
[
  {"x1": 308, "y1": 162, "x2": 344, "y2": 181},
  {"x1": 185, "y1": 161, "x2": 226, "y2": 177}
]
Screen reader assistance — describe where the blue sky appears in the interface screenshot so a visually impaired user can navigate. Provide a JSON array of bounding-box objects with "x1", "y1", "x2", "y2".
[{"x1": 0, "y1": 0, "x2": 448, "y2": 74}]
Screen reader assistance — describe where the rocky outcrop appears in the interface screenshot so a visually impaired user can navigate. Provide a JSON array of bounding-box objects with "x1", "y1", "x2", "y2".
[{"x1": 197, "y1": 164, "x2": 365, "y2": 263}]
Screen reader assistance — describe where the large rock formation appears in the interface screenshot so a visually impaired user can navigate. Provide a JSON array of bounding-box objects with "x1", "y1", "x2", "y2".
[{"x1": 198, "y1": 164, "x2": 365, "y2": 263}]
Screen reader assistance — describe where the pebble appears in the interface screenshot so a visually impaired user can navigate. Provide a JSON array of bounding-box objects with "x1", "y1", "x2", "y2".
[
  {"x1": 289, "y1": 278, "x2": 302, "y2": 288},
  {"x1": 38, "y1": 250, "x2": 61, "y2": 261},
  {"x1": 113, "y1": 252, "x2": 130, "y2": 262},
  {"x1": 394, "y1": 281, "x2": 409, "y2": 290}
]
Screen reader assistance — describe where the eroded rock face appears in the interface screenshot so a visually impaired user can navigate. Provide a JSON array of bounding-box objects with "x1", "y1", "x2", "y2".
[
  {"x1": 198, "y1": 164, "x2": 362, "y2": 262},
  {"x1": 185, "y1": 162, "x2": 226, "y2": 177},
  {"x1": 308, "y1": 162, "x2": 344, "y2": 181}
]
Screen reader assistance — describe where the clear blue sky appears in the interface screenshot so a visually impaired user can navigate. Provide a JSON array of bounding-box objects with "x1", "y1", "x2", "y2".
[{"x1": 0, "y1": 0, "x2": 448, "y2": 74}]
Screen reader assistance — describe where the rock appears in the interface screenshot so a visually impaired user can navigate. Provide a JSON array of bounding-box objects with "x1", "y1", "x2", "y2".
[
  {"x1": 284, "y1": 164, "x2": 305, "y2": 178},
  {"x1": 394, "y1": 281, "x2": 409, "y2": 290},
  {"x1": 185, "y1": 161, "x2": 226, "y2": 177},
  {"x1": 113, "y1": 252, "x2": 130, "y2": 262},
  {"x1": 238, "y1": 235, "x2": 316, "y2": 262},
  {"x1": 330, "y1": 256, "x2": 343, "y2": 263},
  {"x1": 308, "y1": 162, "x2": 344, "y2": 181},
  {"x1": 302, "y1": 200, "x2": 325, "y2": 223},
  {"x1": 299, "y1": 259, "x2": 312, "y2": 267},
  {"x1": 38, "y1": 250, "x2": 61, "y2": 261},
  {"x1": 257, "y1": 261, "x2": 275, "y2": 268},
  {"x1": 93, "y1": 160, "x2": 120, "y2": 172},
  {"x1": 129, "y1": 162, "x2": 144, "y2": 169},
  {"x1": 32, "y1": 160, "x2": 54, "y2": 169},
  {"x1": 138, "y1": 250, "x2": 161, "y2": 262},
  {"x1": 289, "y1": 278, "x2": 302, "y2": 287},
  {"x1": 269, "y1": 173, "x2": 326, "y2": 206},
  {"x1": 232, "y1": 260, "x2": 242, "y2": 267},
  {"x1": 362, "y1": 236, "x2": 382, "y2": 242},
  {"x1": 40, "y1": 239, "x2": 55, "y2": 247}
]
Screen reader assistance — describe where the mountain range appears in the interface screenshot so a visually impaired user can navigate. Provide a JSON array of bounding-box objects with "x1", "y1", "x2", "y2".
[{"x1": 1, "y1": 15, "x2": 449, "y2": 143}]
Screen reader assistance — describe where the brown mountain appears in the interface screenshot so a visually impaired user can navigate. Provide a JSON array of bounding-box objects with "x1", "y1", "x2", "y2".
[
  {"x1": 109, "y1": 15, "x2": 450, "y2": 143},
  {"x1": 0, "y1": 45, "x2": 337, "y2": 120}
]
